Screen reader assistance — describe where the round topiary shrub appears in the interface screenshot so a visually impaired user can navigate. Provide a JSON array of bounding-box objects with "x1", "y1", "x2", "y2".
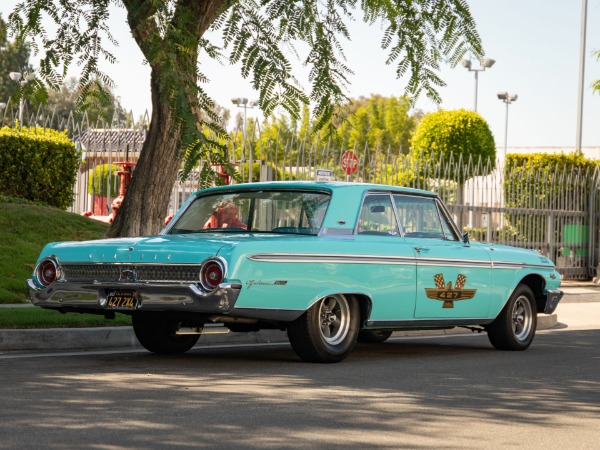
[{"x1": 411, "y1": 109, "x2": 496, "y2": 182}]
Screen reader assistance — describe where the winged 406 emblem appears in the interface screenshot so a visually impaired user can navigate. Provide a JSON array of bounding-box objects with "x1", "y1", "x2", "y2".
[{"x1": 425, "y1": 273, "x2": 477, "y2": 308}]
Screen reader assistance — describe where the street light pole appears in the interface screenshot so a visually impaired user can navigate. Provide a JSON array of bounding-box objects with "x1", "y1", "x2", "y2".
[
  {"x1": 497, "y1": 92, "x2": 518, "y2": 229},
  {"x1": 460, "y1": 58, "x2": 496, "y2": 111},
  {"x1": 460, "y1": 58, "x2": 494, "y2": 228},
  {"x1": 9, "y1": 71, "x2": 35, "y2": 127},
  {"x1": 231, "y1": 97, "x2": 258, "y2": 182},
  {"x1": 497, "y1": 92, "x2": 518, "y2": 161},
  {"x1": 575, "y1": 0, "x2": 588, "y2": 154}
]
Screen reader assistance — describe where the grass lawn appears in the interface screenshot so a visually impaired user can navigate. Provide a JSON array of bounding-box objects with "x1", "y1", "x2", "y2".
[
  {"x1": 0, "y1": 198, "x2": 112, "y2": 327},
  {"x1": 0, "y1": 199, "x2": 108, "y2": 304}
]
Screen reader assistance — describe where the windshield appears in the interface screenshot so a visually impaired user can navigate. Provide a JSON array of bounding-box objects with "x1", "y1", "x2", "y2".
[{"x1": 169, "y1": 189, "x2": 331, "y2": 235}]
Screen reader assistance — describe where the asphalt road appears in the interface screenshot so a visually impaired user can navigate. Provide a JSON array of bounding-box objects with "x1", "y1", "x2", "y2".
[{"x1": 1, "y1": 329, "x2": 599, "y2": 449}]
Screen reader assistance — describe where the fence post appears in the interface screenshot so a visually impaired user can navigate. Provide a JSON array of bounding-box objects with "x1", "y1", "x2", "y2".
[{"x1": 546, "y1": 212, "x2": 555, "y2": 260}]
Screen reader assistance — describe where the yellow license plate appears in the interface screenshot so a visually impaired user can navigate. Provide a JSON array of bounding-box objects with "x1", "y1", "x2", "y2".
[{"x1": 106, "y1": 290, "x2": 139, "y2": 310}]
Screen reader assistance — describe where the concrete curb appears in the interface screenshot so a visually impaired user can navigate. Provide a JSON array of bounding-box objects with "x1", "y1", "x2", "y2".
[{"x1": 0, "y1": 314, "x2": 557, "y2": 352}]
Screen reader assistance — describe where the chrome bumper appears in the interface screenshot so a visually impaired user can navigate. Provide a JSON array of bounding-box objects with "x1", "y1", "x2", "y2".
[
  {"x1": 27, "y1": 279, "x2": 242, "y2": 313},
  {"x1": 544, "y1": 289, "x2": 563, "y2": 314}
]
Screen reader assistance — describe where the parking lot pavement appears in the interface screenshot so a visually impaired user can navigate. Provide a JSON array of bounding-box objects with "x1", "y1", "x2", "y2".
[{"x1": 1, "y1": 282, "x2": 599, "y2": 353}]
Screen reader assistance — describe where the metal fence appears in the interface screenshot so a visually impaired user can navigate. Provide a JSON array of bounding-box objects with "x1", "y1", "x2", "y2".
[
  {"x1": 3, "y1": 110, "x2": 598, "y2": 279},
  {"x1": 212, "y1": 135, "x2": 600, "y2": 280}
]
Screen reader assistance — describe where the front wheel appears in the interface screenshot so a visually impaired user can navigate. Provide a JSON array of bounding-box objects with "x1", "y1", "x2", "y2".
[
  {"x1": 287, "y1": 294, "x2": 360, "y2": 363},
  {"x1": 132, "y1": 313, "x2": 200, "y2": 354},
  {"x1": 487, "y1": 284, "x2": 537, "y2": 351}
]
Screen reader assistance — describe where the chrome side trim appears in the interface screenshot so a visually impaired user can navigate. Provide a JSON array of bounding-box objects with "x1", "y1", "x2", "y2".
[
  {"x1": 416, "y1": 258, "x2": 492, "y2": 268},
  {"x1": 248, "y1": 252, "x2": 554, "y2": 271},
  {"x1": 366, "y1": 318, "x2": 494, "y2": 327},
  {"x1": 248, "y1": 253, "x2": 415, "y2": 265}
]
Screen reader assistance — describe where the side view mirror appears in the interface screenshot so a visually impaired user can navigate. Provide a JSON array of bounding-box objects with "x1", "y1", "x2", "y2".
[{"x1": 462, "y1": 232, "x2": 470, "y2": 247}]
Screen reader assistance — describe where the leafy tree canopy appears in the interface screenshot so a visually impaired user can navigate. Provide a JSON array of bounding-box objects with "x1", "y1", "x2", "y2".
[
  {"x1": 337, "y1": 95, "x2": 421, "y2": 154},
  {"x1": 7, "y1": 0, "x2": 485, "y2": 237},
  {"x1": 0, "y1": 14, "x2": 32, "y2": 109},
  {"x1": 42, "y1": 77, "x2": 132, "y2": 127},
  {"x1": 9, "y1": 0, "x2": 483, "y2": 150}
]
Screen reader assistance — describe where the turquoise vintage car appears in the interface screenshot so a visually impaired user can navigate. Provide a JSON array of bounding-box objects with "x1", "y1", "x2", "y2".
[{"x1": 29, "y1": 182, "x2": 563, "y2": 363}]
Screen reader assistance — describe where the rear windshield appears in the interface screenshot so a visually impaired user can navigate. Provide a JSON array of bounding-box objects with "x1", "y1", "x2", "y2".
[{"x1": 169, "y1": 190, "x2": 331, "y2": 235}]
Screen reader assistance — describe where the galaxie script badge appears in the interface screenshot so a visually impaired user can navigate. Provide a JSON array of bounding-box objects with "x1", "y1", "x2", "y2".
[{"x1": 246, "y1": 280, "x2": 288, "y2": 289}]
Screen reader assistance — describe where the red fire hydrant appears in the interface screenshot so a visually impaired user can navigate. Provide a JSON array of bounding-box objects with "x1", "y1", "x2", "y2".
[{"x1": 109, "y1": 161, "x2": 136, "y2": 223}]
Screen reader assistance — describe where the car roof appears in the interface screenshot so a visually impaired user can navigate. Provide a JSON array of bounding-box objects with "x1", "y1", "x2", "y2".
[{"x1": 193, "y1": 181, "x2": 437, "y2": 198}]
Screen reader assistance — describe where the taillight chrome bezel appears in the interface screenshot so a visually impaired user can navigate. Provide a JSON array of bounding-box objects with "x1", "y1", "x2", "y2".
[
  {"x1": 198, "y1": 257, "x2": 227, "y2": 292},
  {"x1": 34, "y1": 257, "x2": 62, "y2": 288}
]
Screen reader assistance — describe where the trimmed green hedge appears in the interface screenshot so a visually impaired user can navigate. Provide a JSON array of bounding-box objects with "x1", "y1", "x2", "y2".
[
  {"x1": 504, "y1": 152, "x2": 600, "y2": 243},
  {"x1": 0, "y1": 126, "x2": 81, "y2": 209}
]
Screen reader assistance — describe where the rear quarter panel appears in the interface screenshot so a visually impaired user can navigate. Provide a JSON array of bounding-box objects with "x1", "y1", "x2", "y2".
[{"x1": 221, "y1": 235, "x2": 417, "y2": 321}]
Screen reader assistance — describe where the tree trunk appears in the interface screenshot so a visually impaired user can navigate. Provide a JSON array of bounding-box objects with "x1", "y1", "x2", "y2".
[
  {"x1": 105, "y1": 0, "x2": 231, "y2": 238},
  {"x1": 105, "y1": 71, "x2": 183, "y2": 238}
]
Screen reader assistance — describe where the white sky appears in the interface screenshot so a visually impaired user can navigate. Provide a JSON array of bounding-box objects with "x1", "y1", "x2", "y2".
[{"x1": 2, "y1": 0, "x2": 600, "y2": 149}]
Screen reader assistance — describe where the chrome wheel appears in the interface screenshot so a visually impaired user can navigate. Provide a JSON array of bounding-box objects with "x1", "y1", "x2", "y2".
[
  {"x1": 512, "y1": 295, "x2": 533, "y2": 342},
  {"x1": 487, "y1": 284, "x2": 537, "y2": 351},
  {"x1": 318, "y1": 295, "x2": 350, "y2": 346},
  {"x1": 287, "y1": 294, "x2": 360, "y2": 363}
]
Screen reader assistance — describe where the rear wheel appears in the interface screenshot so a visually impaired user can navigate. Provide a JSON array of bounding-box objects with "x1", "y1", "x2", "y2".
[
  {"x1": 287, "y1": 294, "x2": 359, "y2": 363},
  {"x1": 487, "y1": 284, "x2": 537, "y2": 351},
  {"x1": 357, "y1": 330, "x2": 393, "y2": 343},
  {"x1": 132, "y1": 313, "x2": 200, "y2": 354}
]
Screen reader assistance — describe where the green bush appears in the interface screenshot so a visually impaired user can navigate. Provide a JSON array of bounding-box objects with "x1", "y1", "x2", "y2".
[
  {"x1": 504, "y1": 152, "x2": 600, "y2": 243},
  {"x1": 0, "y1": 125, "x2": 81, "y2": 209},
  {"x1": 88, "y1": 163, "x2": 120, "y2": 197},
  {"x1": 239, "y1": 162, "x2": 295, "y2": 181},
  {"x1": 411, "y1": 109, "x2": 496, "y2": 182},
  {"x1": 464, "y1": 225, "x2": 523, "y2": 243}
]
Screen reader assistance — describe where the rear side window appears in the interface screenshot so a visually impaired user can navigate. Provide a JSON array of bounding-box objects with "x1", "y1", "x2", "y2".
[
  {"x1": 357, "y1": 194, "x2": 399, "y2": 236},
  {"x1": 393, "y1": 195, "x2": 458, "y2": 241}
]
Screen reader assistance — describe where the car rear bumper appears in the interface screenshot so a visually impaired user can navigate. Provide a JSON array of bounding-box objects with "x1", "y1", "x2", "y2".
[{"x1": 27, "y1": 279, "x2": 242, "y2": 314}]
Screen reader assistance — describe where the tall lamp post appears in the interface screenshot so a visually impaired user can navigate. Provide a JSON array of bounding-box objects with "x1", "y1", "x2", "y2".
[
  {"x1": 497, "y1": 92, "x2": 518, "y2": 161},
  {"x1": 460, "y1": 58, "x2": 494, "y2": 228},
  {"x1": 575, "y1": 0, "x2": 588, "y2": 154},
  {"x1": 497, "y1": 91, "x2": 518, "y2": 228},
  {"x1": 460, "y1": 58, "x2": 495, "y2": 111},
  {"x1": 9, "y1": 71, "x2": 35, "y2": 127},
  {"x1": 231, "y1": 97, "x2": 258, "y2": 182}
]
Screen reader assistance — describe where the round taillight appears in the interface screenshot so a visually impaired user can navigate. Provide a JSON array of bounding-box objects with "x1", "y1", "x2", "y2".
[
  {"x1": 199, "y1": 259, "x2": 225, "y2": 291},
  {"x1": 36, "y1": 259, "x2": 59, "y2": 287}
]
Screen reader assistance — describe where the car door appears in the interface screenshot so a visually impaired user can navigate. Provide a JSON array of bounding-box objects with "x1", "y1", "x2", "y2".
[
  {"x1": 393, "y1": 194, "x2": 493, "y2": 319},
  {"x1": 354, "y1": 193, "x2": 417, "y2": 322}
]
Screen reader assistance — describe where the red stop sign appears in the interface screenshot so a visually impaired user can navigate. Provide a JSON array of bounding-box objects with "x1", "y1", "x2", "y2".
[{"x1": 341, "y1": 151, "x2": 359, "y2": 175}]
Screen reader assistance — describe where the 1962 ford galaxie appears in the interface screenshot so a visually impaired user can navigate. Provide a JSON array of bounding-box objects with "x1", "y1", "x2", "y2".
[{"x1": 29, "y1": 182, "x2": 563, "y2": 363}]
